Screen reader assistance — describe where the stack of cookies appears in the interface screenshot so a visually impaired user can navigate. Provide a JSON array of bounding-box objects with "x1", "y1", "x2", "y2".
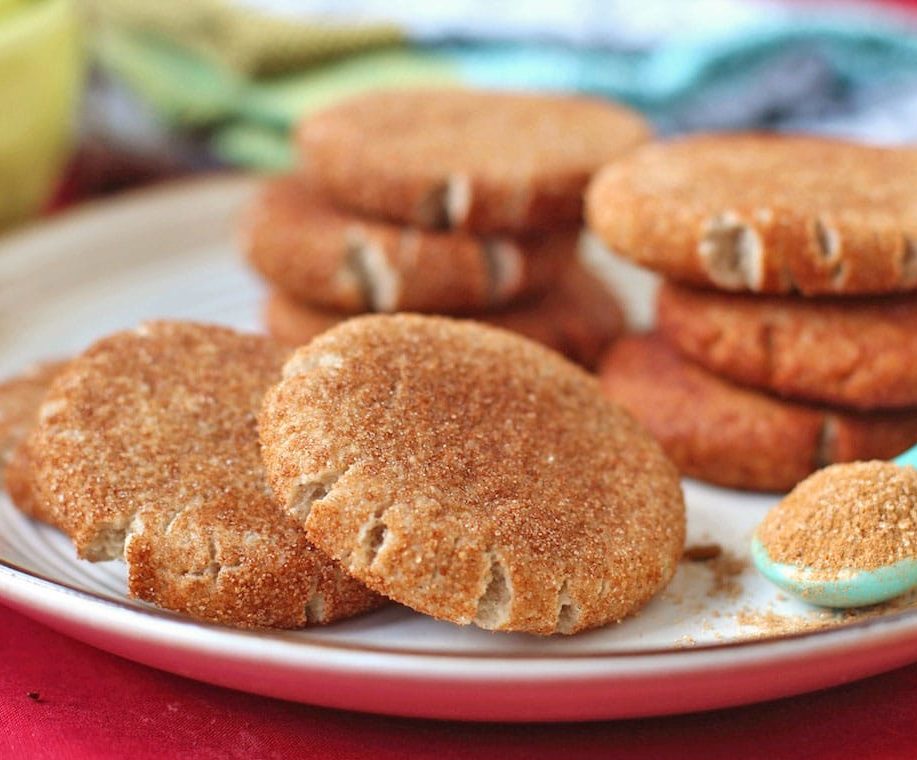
[
  {"x1": 243, "y1": 89, "x2": 653, "y2": 369},
  {"x1": 586, "y1": 134, "x2": 917, "y2": 492}
]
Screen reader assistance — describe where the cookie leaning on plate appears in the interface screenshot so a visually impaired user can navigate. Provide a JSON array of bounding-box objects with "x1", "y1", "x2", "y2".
[
  {"x1": 243, "y1": 176, "x2": 573, "y2": 314},
  {"x1": 263, "y1": 261, "x2": 626, "y2": 369},
  {"x1": 586, "y1": 134, "x2": 917, "y2": 295},
  {"x1": 657, "y1": 282, "x2": 917, "y2": 410},
  {"x1": 259, "y1": 315, "x2": 685, "y2": 635},
  {"x1": 300, "y1": 89, "x2": 651, "y2": 234},
  {"x1": 24, "y1": 322, "x2": 381, "y2": 628},
  {"x1": 599, "y1": 335, "x2": 917, "y2": 492},
  {"x1": 5, "y1": 441, "x2": 42, "y2": 521},
  {"x1": 0, "y1": 360, "x2": 67, "y2": 521},
  {"x1": 0, "y1": 360, "x2": 66, "y2": 480}
]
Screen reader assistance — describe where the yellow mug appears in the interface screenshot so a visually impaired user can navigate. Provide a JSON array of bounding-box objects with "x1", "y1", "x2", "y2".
[{"x1": 0, "y1": 0, "x2": 82, "y2": 229}]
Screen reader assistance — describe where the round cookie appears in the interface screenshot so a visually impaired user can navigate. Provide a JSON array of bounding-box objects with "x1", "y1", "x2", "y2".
[
  {"x1": 263, "y1": 262, "x2": 626, "y2": 369},
  {"x1": 262, "y1": 293, "x2": 341, "y2": 347},
  {"x1": 299, "y1": 89, "x2": 651, "y2": 234},
  {"x1": 599, "y1": 334, "x2": 917, "y2": 492},
  {"x1": 243, "y1": 176, "x2": 574, "y2": 314},
  {"x1": 263, "y1": 293, "x2": 339, "y2": 347},
  {"x1": 6, "y1": 439, "x2": 43, "y2": 523},
  {"x1": 0, "y1": 360, "x2": 66, "y2": 480},
  {"x1": 0, "y1": 361, "x2": 67, "y2": 523},
  {"x1": 259, "y1": 315, "x2": 685, "y2": 635},
  {"x1": 586, "y1": 134, "x2": 917, "y2": 295},
  {"x1": 26, "y1": 321, "x2": 381, "y2": 628},
  {"x1": 657, "y1": 282, "x2": 917, "y2": 410}
]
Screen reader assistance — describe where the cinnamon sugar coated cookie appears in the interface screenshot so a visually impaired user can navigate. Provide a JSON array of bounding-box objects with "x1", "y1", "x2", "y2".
[
  {"x1": 0, "y1": 361, "x2": 67, "y2": 522},
  {"x1": 657, "y1": 282, "x2": 917, "y2": 410},
  {"x1": 6, "y1": 441, "x2": 41, "y2": 521},
  {"x1": 300, "y1": 89, "x2": 651, "y2": 233},
  {"x1": 263, "y1": 292, "x2": 341, "y2": 347},
  {"x1": 259, "y1": 315, "x2": 685, "y2": 635},
  {"x1": 25, "y1": 322, "x2": 381, "y2": 628},
  {"x1": 599, "y1": 335, "x2": 917, "y2": 492},
  {"x1": 243, "y1": 176, "x2": 573, "y2": 314},
  {"x1": 586, "y1": 135, "x2": 917, "y2": 295},
  {"x1": 263, "y1": 262, "x2": 626, "y2": 369},
  {"x1": 0, "y1": 361, "x2": 66, "y2": 478}
]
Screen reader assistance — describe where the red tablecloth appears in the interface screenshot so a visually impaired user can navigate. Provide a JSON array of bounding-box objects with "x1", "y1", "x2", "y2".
[{"x1": 2, "y1": 602, "x2": 917, "y2": 759}]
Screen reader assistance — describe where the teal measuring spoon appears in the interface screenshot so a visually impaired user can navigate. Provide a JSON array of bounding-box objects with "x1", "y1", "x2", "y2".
[{"x1": 751, "y1": 444, "x2": 917, "y2": 608}]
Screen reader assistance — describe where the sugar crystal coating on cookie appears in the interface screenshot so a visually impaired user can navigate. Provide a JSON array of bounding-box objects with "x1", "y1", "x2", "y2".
[
  {"x1": 260, "y1": 314, "x2": 684, "y2": 635},
  {"x1": 26, "y1": 321, "x2": 381, "y2": 628},
  {"x1": 599, "y1": 334, "x2": 917, "y2": 492},
  {"x1": 0, "y1": 360, "x2": 66, "y2": 475},
  {"x1": 586, "y1": 134, "x2": 917, "y2": 295},
  {"x1": 263, "y1": 261, "x2": 625, "y2": 369},
  {"x1": 300, "y1": 89, "x2": 651, "y2": 233},
  {"x1": 0, "y1": 360, "x2": 67, "y2": 521},
  {"x1": 243, "y1": 176, "x2": 574, "y2": 314},
  {"x1": 657, "y1": 282, "x2": 917, "y2": 410}
]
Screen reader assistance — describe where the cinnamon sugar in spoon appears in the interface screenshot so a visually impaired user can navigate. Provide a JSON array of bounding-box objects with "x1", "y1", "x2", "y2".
[{"x1": 751, "y1": 450, "x2": 917, "y2": 608}]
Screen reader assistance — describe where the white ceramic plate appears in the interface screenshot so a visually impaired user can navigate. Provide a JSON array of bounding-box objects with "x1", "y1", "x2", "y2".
[{"x1": 3, "y1": 176, "x2": 917, "y2": 722}]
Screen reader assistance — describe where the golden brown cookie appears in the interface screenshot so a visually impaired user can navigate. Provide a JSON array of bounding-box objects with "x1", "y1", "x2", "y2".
[
  {"x1": 6, "y1": 441, "x2": 39, "y2": 520},
  {"x1": 25, "y1": 322, "x2": 381, "y2": 628},
  {"x1": 0, "y1": 361, "x2": 67, "y2": 523},
  {"x1": 259, "y1": 315, "x2": 685, "y2": 635},
  {"x1": 262, "y1": 293, "x2": 339, "y2": 347},
  {"x1": 599, "y1": 334, "x2": 917, "y2": 492},
  {"x1": 242, "y1": 176, "x2": 574, "y2": 314},
  {"x1": 482, "y1": 263, "x2": 627, "y2": 370},
  {"x1": 299, "y1": 89, "x2": 651, "y2": 234},
  {"x1": 0, "y1": 361, "x2": 66, "y2": 481},
  {"x1": 657, "y1": 282, "x2": 917, "y2": 410},
  {"x1": 263, "y1": 262, "x2": 625, "y2": 369},
  {"x1": 586, "y1": 134, "x2": 917, "y2": 295}
]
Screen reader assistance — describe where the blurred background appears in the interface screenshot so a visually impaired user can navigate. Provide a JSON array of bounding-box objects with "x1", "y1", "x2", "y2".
[{"x1": 2, "y1": 0, "x2": 917, "y2": 229}]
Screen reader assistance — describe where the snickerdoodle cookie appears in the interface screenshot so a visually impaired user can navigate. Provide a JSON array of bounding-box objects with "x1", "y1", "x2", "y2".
[
  {"x1": 586, "y1": 135, "x2": 917, "y2": 295},
  {"x1": 263, "y1": 261, "x2": 625, "y2": 369},
  {"x1": 5, "y1": 440, "x2": 42, "y2": 521},
  {"x1": 599, "y1": 335, "x2": 917, "y2": 492},
  {"x1": 243, "y1": 176, "x2": 573, "y2": 314},
  {"x1": 0, "y1": 361, "x2": 66, "y2": 479},
  {"x1": 259, "y1": 315, "x2": 684, "y2": 635},
  {"x1": 657, "y1": 282, "x2": 917, "y2": 410},
  {"x1": 0, "y1": 361, "x2": 67, "y2": 522},
  {"x1": 299, "y1": 89, "x2": 651, "y2": 234},
  {"x1": 25, "y1": 321, "x2": 381, "y2": 628}
]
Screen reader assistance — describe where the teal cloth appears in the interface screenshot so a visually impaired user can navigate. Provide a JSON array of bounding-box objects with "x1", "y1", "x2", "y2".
[
  {"x1": 95, "y1": 18, "x2": 917, "y2": 169},
  {"x1": 447, "y1": 21, "x2": 917, "y2": 119}
]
